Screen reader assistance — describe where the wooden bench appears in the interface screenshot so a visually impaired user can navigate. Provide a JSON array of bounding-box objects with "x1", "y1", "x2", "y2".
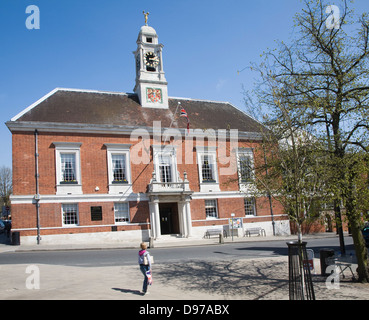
[
  {"x1": 244, "y1": 227, "x2": 266, "y2": 237},
  {"x1": 205, "y1": 228, "x2": 224, "y2": 239}
]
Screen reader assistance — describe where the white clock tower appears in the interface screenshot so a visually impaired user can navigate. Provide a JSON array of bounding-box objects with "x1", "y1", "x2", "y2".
[{"x1": 133, "y1": 14, "x2": 169, "y2": 109}]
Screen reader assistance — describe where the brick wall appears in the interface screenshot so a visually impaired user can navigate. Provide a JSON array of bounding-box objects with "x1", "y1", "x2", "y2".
[
  {"x1": 12, "y1": 200, "x2": 151, "y2": 236},
  {"x1": 11, "y1": 130, "x2": 287, "y2": 236},
  {"x1": 13, "y1": 131, "x2": 265, "y2": 196},
  {"x1": 12, "y1": 132, "x2": 36, "y2": 195}
]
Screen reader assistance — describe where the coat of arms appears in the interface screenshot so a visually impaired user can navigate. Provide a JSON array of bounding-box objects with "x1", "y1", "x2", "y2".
[{"x1": 146, "y1": 88, "x2": 162, "y2": 103}]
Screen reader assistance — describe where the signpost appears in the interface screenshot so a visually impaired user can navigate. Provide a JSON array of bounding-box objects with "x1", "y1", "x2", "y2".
[{"x1": 230, "y1": 214, "x2": 235, "y2": 241}]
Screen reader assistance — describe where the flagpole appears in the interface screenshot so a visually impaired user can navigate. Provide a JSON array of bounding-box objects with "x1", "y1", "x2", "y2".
[
  {"x1": 164, "y1": 102, "x2": 181, "y2": 143},
  {"x1": 168, "y1": 101, "x2": 181, "y2": 130}
]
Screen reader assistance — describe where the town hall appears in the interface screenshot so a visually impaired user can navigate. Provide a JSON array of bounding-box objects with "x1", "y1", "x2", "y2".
[{"x1": 6, "y1": 15, "x2": 290, "y2": 245}]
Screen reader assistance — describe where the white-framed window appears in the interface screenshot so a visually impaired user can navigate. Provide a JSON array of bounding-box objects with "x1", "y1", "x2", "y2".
[
  {"x1": 62, "y1": 203, "x2": 79, "y2": 226},
  {"x1": 237, "y1": 148, "x2": 254, "y2": 186},
  {"x1": 105, "y1": 144, "x2": 132, "y2": 194},
  {"x1": 205, "y1": 199, "x2": 218, "y2": 219},
  {"x1": 112, "y1": 154, "x2": 127, "y2": 183},
  {"x1": 201, "y1": 155, "x2": 216, "y2": 182},
  {"x1": 158, "y1": 155, "x2": 173, "y2": 183},
  {"x1": 61, "y1": 153, "x2": 77, "y2": 183},
  {"x1": 244, "y1": 197, "x2": 256, "y2": 216},
  {"x1": 152, "y1": 145, "x2": 178, "y2": 184},
  {"x1": 114, "y1": 202, "x2": 130, "y2": 223},
  {"x1": 54, "y1": 142, "x2": 82, "y2": 195},
  {"x1": 196, "y1": 146, "x2": 220, "y2": 192}
]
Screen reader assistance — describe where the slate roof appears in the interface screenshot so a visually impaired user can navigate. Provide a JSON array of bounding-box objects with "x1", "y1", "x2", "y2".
[{"x1": 9, "y1": 88, "x2": 263, "y2": 136}]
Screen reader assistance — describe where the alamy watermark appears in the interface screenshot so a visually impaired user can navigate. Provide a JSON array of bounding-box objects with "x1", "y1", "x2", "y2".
[
  {"x1": 24, "y1": 4, "x2": 340, "y2": 31},
  {"x1": 25, "y1": 265, "x2": 40, "y2": 290},
  {"x1": 129, "y1": 121, "x2": 240, "y2": 176},
  {"x1": 25, "y1": 5, "x2": 40, "y2": 30},
  {"x1": 325, "y1": 265, "x2": 340, "y2": 290},
  {"x1": 326, "y1": 5, "x2": 341, "y2": 30}
]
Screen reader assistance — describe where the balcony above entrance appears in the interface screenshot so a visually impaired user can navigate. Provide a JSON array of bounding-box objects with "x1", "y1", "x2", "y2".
[{"x1": 148, "y1": 171, "x2": 192, "y2": 196}]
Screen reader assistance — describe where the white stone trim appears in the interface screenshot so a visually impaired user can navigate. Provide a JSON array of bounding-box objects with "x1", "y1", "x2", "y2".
[{"x1": 10, "y1": 192, "x2": 149, "y2": 204}]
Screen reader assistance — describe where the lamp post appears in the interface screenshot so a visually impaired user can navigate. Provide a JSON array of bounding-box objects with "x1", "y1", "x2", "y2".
[{"x1": 231, "y1": 213, "x2": 235, "y2": 241}]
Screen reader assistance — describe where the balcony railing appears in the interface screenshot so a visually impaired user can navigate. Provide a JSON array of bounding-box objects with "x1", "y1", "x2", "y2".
[{"x1": 148, "y1": 171, "x2": 192, "y2": 194}]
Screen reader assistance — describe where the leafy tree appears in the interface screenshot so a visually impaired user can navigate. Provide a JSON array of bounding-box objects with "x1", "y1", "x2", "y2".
[
  {"x1": 244, "y1": 79, "x2": 329, "y2": 243},
  {"x1": 247, "y1": 0, "x2": 369, "y2": 282}
]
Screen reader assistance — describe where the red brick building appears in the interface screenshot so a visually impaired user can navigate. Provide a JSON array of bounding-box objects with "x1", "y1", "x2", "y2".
[{"x1": 6, "y1": 23, "x2": 290, "y2": 245}]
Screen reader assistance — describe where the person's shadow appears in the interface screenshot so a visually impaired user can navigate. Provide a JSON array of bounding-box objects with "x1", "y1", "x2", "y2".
[{"x1": 112, "y1": 288, "x2": 143, "y2": 296}]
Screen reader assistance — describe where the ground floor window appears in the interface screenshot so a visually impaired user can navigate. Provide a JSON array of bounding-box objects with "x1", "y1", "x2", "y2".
[
  {"x1": 62, "y1": 204, "x2": 79, "y2": 226},
  {"x1": 205, "y1": 199, "x2": 218, "y2": 219},
  {"x1": 244, "y1": 198, "x2": 256, "y2": 216},
  {"x1": 114, "y1": 202, "x2": 130, "y2": 223}
]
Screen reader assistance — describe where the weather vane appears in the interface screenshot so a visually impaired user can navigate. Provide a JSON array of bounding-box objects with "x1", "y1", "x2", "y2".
[{"x1": 143, "y1": 11, "x2": 149, "y2": 26}]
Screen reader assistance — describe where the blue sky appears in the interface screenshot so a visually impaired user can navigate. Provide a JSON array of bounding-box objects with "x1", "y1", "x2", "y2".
[{"x1": 0, "y1": 0, "x2": 367, "y2": 169}]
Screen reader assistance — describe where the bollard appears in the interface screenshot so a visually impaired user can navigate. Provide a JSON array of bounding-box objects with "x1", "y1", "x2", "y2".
[
  {"x1": 149, "y1": 236, "x2": 154, "y2": 248},
  {"x1": 219, "y1": 233, "x2": 224, "y2": 244}
]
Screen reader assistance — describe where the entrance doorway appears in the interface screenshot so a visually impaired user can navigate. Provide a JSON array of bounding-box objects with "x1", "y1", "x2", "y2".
[{"x1": 159, "y1": 203, "x2": 179, "y2": 235}]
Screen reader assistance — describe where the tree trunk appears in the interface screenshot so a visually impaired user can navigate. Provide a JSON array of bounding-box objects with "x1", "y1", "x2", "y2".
[
  {"x1": 349, "y1": 219, "x2": 369, "y2": 283},
  {"x1": 333, "y1": 200, "x2": 346, "y2": 255},
  {"x1": 346, "y1": 178, "x2": 369, "y2": 283}
]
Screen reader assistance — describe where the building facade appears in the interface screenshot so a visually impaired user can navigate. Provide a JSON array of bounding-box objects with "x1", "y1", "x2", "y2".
[{"x1": 6, "y1": 22, "x2": 290, "y2": 245}]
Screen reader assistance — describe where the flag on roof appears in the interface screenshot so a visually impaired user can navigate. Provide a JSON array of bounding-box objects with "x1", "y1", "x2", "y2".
[
  {"x1": 180, "y1": 108, "x2": 188, "y2": 118},
  {"x1": 180, "y1": 108, "x2": 190, "y2": 134}
]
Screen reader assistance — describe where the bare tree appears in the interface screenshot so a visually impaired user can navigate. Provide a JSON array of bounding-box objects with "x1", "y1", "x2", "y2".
[{"x1": 0, "y1": 166, "x2": 12, "y2": 209}]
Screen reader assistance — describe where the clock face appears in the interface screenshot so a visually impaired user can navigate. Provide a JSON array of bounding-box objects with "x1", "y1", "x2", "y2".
[{"x1": 145, "y1": 51, "x2": 159, "y2": 68}]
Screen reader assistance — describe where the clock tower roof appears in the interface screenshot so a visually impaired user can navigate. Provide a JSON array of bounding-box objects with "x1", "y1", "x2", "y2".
[
  {"x1": 139, "y1": 25, "x2": 157, "y2": 35},
  {"x1": 137, "y1": 25, "x2": 158, "y2": 44}
]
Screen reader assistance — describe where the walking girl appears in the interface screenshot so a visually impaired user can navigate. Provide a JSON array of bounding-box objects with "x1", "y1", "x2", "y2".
[{"x1": 138, "y1": 242, "x2": 152, "y2": 295}]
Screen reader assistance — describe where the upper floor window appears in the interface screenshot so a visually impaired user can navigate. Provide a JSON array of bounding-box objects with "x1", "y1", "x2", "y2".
[
  {"x1": 196, "y1": 146, "x2": 220, "y2": 192},
  {"x1": 61, "y1": 153, "x2": 77, "y2": 183},
  {"x1": 152, "y1": 145, "x2": 178, "y2": 184},
  {"x1": 158, "y1": 155, "x2": 173, "y2": 183},
  {"x1": 54, "y1": 142, "x2": 82, "y2": 195},
  {"x1": 112, "y1": 154, "x2": 127, "y2": 183},
  {"x1": 105, "y1": 144, "x2": 132, "y2": 194},
  {"x1": 201, "y1": 155, "x2": 216, "y2": 182},
  {"x1": 237, "y1": 148, "x2": 254, "y2": 185}
]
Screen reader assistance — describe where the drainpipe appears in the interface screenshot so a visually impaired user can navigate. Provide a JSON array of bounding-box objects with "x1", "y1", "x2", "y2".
[
  {"x1": 263, "y1": 144, "x2": 276, "y2": 236},
  {"x1": 34, "y1": 130, "x2": 41, "y2": 244}
]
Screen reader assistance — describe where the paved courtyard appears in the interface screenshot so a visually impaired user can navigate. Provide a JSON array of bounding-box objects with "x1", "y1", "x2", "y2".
[{"x1": 1, "y1": 256, "x2": 368, "y2": 300}]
